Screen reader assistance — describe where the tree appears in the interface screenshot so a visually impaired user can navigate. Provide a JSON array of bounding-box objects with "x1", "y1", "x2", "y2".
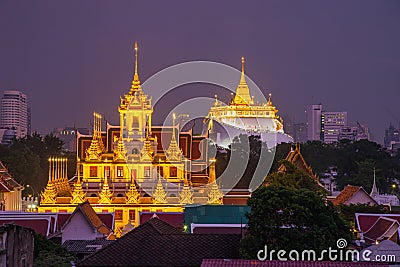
[
  {"x1": 240, "y1": 185, "x2": 351, "y2": 259},
  {"x1": 34, "y1": 233, "x2": 74, "y2": 266}
]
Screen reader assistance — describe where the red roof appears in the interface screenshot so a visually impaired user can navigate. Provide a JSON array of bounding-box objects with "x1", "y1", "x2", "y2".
[{"x1": 332, "y1": 185, "x2": 377, "y2": 206}]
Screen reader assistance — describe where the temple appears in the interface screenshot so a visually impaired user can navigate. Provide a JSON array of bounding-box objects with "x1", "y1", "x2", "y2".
[
  {"x1": 38, "y1": 43, "x2": 223, "y2": 236},
  {"x1": 205, "y1": 57, "x2": 293, "y2": 148}
]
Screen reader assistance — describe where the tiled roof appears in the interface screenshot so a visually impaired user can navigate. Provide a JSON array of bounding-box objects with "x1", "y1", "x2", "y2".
[
  {"x1": 77, "y1": 218, "x2": 241, "y2": 267},
  {"x1": 62, "y1": 239, "x2": 114, "y2": 254},
  {"x1": 363, "y1": 217, "x2": 399, "y2": 243},
  {"x1": 332, "y1": 185, "x2": 361, "y2": 205},
  {"x1": 62, "y1": 201, "x2": 113, "y2": 237},
  {"x1": 201, "y1": 259, "x2": 389, "y2": 267},
  {"x1": 0, "y1": 160, "x2": 22, "y2": 191},
  {"x1": 332, "y1": 185, "x2": 377, "y2": 206}
]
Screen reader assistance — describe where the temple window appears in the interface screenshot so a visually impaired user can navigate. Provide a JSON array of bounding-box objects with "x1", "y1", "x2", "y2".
[
  {"x1": 129, "y1": 210, "x2": 135, "y2": 221},
  {"x1": 90, "y1": 166, "x2": 97, "y2": 177},
  {"x1": 170, "y1": 167, "x2": 177, "y2": 177},
  {"x1": 117, "y1": 166, "x2": 124, "y2": 177},
  {"x1": 104, "y1": 166, "x2": 110, "y2": 178},
  {"x1": 115, "y1": 210, "x2": 123, "y2": 221},
  {"x1": 144, "y1": 166, "x2": 150, "y2": 177}
]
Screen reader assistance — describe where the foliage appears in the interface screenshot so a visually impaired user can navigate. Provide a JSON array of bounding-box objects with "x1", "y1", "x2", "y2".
[
  {"x1": 240, "y1": 185, "x2": 352, "y2": 259},
  {"x1": 215, "y1": 134, "x2": 274, "y2": 190},
  {"x1": 0, "y1": 132, "x2": 76, "y2": 197},
  {"x1": 34, "y1": 233, "x2": 75, "y2": 267},
  {"x1": 272, "y1": 140, "x2": 400, "y2": 193}
]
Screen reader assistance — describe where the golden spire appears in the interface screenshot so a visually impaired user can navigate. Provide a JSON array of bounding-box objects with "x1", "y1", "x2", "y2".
[
  {"x1": 99, "y1": 177, "x2": 113, "y2": 204},
  {"x1": 134, "y1": 41, "x2": 139, "y2": 82},
  {"x1": 166, "y1": 113, "x2": 183, "y2": 162},
  {"x1": 153, "y1": 177, "x2": 167, "y2": 204},
  {"x1": 114, "y1": 136, "x2": 127, "y2": 161},
  {"x1": 207, "y1": 158, "x2": 223, "y2": 204},
  {"x1": 41, "y1": 158, "x2": 57, "y2": 204},
  {"x1": 233, "y1": 56, "x2": 252, "y2": 106},
  {"x1": 71, "y1": 170, "x2": 86, "y2": 204},
  {"x1": 267, "y1": 93, "x2": 273, "y2": 106},
  {"x1": 131, "y1": 41, "x2": 141, "y2": 92},
  {"x1": 179, "y1": 160, "x2": 194, "y2": 204},
  {"x1": 126, "y1": 176, "x2": 140, "y2": 204}
]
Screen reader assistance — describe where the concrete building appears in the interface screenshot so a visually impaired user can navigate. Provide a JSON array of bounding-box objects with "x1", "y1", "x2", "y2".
[
  {"x1": 52, "y1": 127, "x2": 90, "y2": 152},
  {"x1": 321, "y1": 111, "x2": 347, "y2": 144},
  {"x1": 339, "y1": 123, "x2": 370, "y2": 142},
  {"x1": 0, "y1": 90, "x2": 29, "y2": 144},
  {"x1": 384, "y1": 124, "x2": 400, "y2": 149},
  {"x1": 306, "y1": 104, "x2": 322, "y2": 141}
]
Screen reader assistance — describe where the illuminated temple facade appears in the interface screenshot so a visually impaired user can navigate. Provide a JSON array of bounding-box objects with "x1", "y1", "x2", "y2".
[
  {"x1": 38, "y1": 43, "x2": 223, "y2": 236},
  {"x1": 206, "y1": 57, "x2": 293, "y2": 148}
]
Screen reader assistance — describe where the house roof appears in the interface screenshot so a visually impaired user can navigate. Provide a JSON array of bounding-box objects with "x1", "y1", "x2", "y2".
[
  {"x1": 77, "y1": 217, "x2": 241, "y2": 267},
  {"x1": 201, "y1": 259, "x2": 388, "y2": 266},
  {"x1": 61, "y1": 201, "x2": 113, "y2": 237},
  {"x1": 332, "y1": 185, "x2": 377, "y2": 206},
  {"x1": 355, "y1": 213, "x2": 400, "y2": 233},
  {"x1": 62, "y1": 239, "x2": 114, "y2": 254},
  {"x1": 277, "y1": 143, "x2": 317, "y2": 179},
  {"x1": 363, "y1": 217, "x2": 399, "y2": 243},
  {"x1": 0, "y1": 160, "x2": 23, "y2": 191}
]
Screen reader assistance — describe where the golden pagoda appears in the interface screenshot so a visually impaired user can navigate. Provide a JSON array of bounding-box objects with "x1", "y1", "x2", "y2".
[
  {"x1": 206, "y1": 57, "x2": 293, "y2": 148},
  {"x1": 38, "y1": 42, "x2": 222, "y2": 236}
]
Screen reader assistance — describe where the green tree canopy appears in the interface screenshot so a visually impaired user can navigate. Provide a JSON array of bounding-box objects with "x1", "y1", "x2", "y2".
[{"x1": 241, "y1": 185, "x2": 351, "y2": 259}]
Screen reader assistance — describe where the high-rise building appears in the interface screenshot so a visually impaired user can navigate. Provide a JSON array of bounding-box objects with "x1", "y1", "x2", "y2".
[
  {"x1": 306, "y1": 104, "x2": 322, "y2": 141},
  {"x1": 321, "y1": 111, "x2": 347, "y2": 144},
  {"x1": 0, "y1": 90, "x2": 28, "y2": 143},
  {"x1": 384, "y1": 124, "x2": 400, "y2": 149}
]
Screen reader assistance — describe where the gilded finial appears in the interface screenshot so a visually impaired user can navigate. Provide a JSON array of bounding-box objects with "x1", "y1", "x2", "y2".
[
  {"x1": 134, "y1": 42, "x2": 138, "y2": 75},
  {"x1": 241, "y1": 56, "x2": 245, "y2": 74},
  {"x1": 267, "y1": 93, "x2": 272, "y2": 106}
]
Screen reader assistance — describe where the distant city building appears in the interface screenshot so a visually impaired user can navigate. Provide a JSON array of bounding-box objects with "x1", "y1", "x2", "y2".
[
  {"x1": 384, "y1": 124, "x2": 400, "y2": 149},
  {"x1": 0, "y1": 90, "x2": 29, "y2": 144},
  {"x1": 338, "y1": 122, "x2": 370, "y2": 142},
  {"x1": 52, "y1": 127, "x2": 89, "y2": 152},
  {"x1": 321, "y1": 111, "x2": 347, "y2": 144},
  {"x1": 306, "y1": 104, "x2": 322, "y2": 141}
]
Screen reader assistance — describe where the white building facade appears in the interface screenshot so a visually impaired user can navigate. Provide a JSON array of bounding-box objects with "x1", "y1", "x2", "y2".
[{"x1": 0, "y1": 91, "x2": 28, "y2": 142}]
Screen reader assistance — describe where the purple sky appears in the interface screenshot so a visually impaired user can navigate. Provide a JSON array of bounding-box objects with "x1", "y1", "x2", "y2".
[{"x1": 0, "y1": 1, "x2": 399, "y2": 143}]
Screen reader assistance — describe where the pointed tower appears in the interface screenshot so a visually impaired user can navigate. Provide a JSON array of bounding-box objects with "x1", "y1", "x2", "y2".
[
  {"x1": 140, "y1": 127, "x2": 154, "y2": 162},
  {"x1": 99, "y1": 177, "x2": 113, "y2": 204},
  {"x1": 166, "y1": 113, "x2": 183, "y2": 162},
  {"x1": 86, "y1": 112, "x2": 105, "y2": 161},
  {"x1": 232, "y1": 57, "x2": 252, "y2": 106},
  {"x1": 370, "y1": 168, "x2": 379, "y2": 197},
  {"x1": 114, "y1": 136, "x2": 127, "y2": 161},
  {"x1": 153, "y1": 177, "x2": 167, "y2": 204},
  {"x1": 126, "y1": 177, "x2": 140, "y2": 204},
  {"x1": 179, "y1": 160, "x2": 194, "y2": 204},
  {"x1": 118, "y1": 42, "x2": 153, "y2": 143},
  {"x1": 71, "y1": 171, "x2": 86, "y2": 204},
  {"x1": 207, "y1": 158, "x2": 223, "y2": 204},
  {"x1": 41, "y1": 158, "x2": 57, "y2": 204}
]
